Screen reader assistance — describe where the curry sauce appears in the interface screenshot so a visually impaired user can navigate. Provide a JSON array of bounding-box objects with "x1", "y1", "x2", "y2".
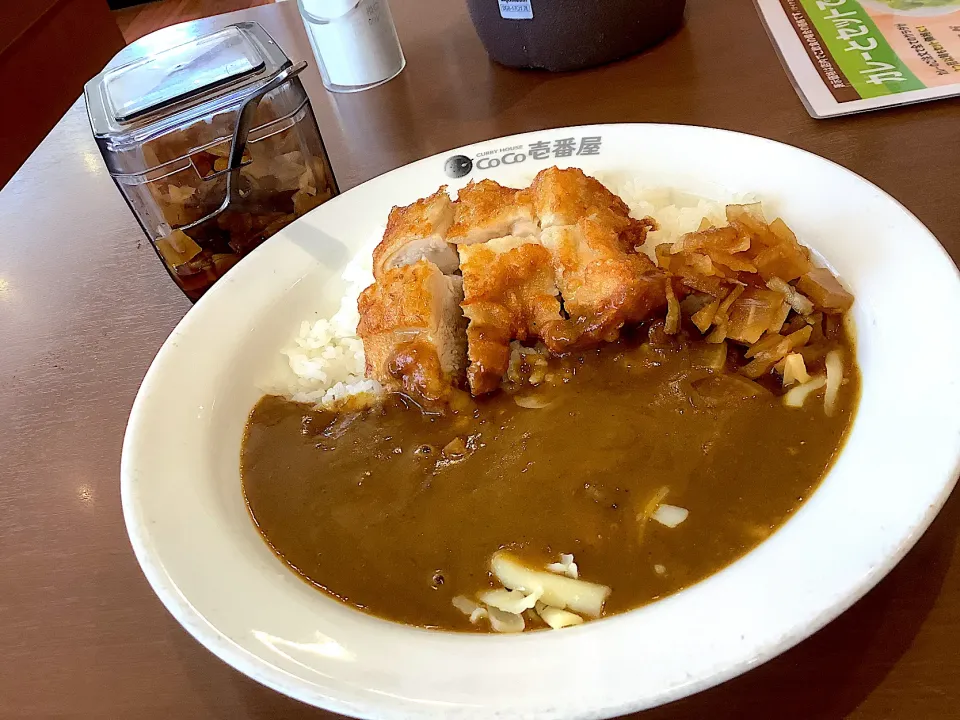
[{"x1": 241, "y1": 326, "x2": 858, "y2": 631}]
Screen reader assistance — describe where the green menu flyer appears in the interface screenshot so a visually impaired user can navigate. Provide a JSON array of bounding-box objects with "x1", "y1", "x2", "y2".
[{"x1": 755, "y1": 0, "x2": 960, "y2": 116}]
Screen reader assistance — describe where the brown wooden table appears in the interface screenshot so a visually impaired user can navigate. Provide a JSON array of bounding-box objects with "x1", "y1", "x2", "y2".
[{"x1": 2, "y1": 1, "x2": 958, "y2": 718}]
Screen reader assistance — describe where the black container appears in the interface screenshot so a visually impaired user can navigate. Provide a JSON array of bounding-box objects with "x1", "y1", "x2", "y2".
[{"x1": 465, "y1": 0, "x2": 686, "y2": 72}]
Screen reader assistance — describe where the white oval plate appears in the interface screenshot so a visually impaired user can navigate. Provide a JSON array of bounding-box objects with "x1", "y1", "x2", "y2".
[{"x1": 121, "y1": 124, "x2": 960, "y2": 720}]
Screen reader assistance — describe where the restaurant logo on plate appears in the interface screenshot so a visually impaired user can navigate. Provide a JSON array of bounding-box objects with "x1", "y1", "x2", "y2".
[
  {"x1": 444, "y1": 155, "x2": 473, "y2": 178},
  {"x1": 444, "y1": 135, "x2": 604, "y2": 178}
]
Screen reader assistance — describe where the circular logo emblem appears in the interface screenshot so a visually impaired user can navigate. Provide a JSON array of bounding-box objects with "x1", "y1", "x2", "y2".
[{"x1": 444, "y1": 155, "x2": 473, "y2": 179}]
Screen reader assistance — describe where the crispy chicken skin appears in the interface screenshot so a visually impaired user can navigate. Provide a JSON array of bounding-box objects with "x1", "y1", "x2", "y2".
[
  {"x1": 531, "y1": 166, "x2": 632, "y2": 230},
  {"x1": 458, "y1": 236, "x2": 564, "y2": 395},
  {"x1": 541, "y1": 217, "x2": 667, "y2": 347},
  {"x1": 372, "y1": 188, "x2": 458, "y2": 280},
  {"x1": 446, "y1": 180, "x2": 539, "y2": 246},
  {"x1": 357, "y1": 260, "x2": 466, "y2": 401}
]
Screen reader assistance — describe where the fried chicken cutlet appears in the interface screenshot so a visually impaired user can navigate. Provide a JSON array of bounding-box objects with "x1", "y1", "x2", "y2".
[
  {"x1": 359, "y1": 166, "x2": 668, "y2": 401},
  {"x1": 458, "y1": 236, "x2": 564, "y2": 395},
  {"x1": 357, "y1": 260, "x2": 466, "y2": 402},
  {"x1": 446, "y1": 179, "x2": 539, "y2": 246},
  {"x1": 372, "y1": 188, "x2": 458, "y2": 280}
]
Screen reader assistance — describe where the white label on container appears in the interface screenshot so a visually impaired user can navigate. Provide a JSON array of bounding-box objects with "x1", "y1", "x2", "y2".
[{"x1": 498, "y1": 1, "x2": 533, "y2": 20}]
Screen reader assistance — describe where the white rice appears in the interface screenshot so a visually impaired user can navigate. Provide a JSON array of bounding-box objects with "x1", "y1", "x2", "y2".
[
  {"x1": 279, "y1": 184, "x2": 747, "y2": 407},
  {"x1": 280, "y1": 236, "x2": 381, "y2": 408}
]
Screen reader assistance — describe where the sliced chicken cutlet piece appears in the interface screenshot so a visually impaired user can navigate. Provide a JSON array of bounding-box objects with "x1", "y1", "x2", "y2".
[
  {"x1": 531, "y1": 166, "x2": 636, "y2": 233},
  {"x1": 372, "y1": 188, "x2": 458, "y2": 280},
  {"x1": 541, "y1": 217, "x2": 668, "y2": 347},
  {"x1": 446, "y1": 179, "x2": 539, "y2": 245},
  {"x1": 357, "y1": 260, "x2": 467, "y2": 402},
  {"x1": 459, "y1": 236, "x2": 564, "y2": 395}
]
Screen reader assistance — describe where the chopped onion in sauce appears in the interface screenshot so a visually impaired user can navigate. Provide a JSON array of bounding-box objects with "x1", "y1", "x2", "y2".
[
  {"x1": 705, "y1": 285, "x2": 746, "y2": 343},
  {"x1": 514, "y1": 394, "x2": 552, "y2": 409},
  {"x1": 767, "y1": 300, "x2": 792, "y2": 335},
  {"x1": 780, "y1": 353, "x2": 811, "y2": 387},
  {"x1": 797, "y1": 269, "x2": 854, "y2": 312},
  {"x1": 824, "y1": 349, "x2": 844, "y2": 417},
  {"x1": 783, "y1": 375, "x2": 827, "y2": 408},
  {"x1": 711, "y1": 251, "x2": 757, "y2": 273},
  {"x1": 688, "y1": 252, "x2": 715, "y2": 276},
  {"x1": 753, "y1": 240, "x2": 813, "y2": 282},
  {"x1": 689, "y1": 342, "x2": 728, "y2": 371},
  {"x1": 680, "y1": 293, "x2": 711, "y2": 317},
  {"x1": 765, "y1": 276, "x2": 813, "y2": 316},
  {"x1": 644, "y1": 486, "x2": 670, "y2": 518},
  {"x1": 637, "y1": 485, "x2": 671, "y2": 544},
  {"x1": 740, "y1": 325, "x2": 813, "y2": 379},
  {"x1": 665, "y1": 283, "x2": 681, "y2": 335},
  {"x1": 694, "y1": 374, "x2": 768, "y2": 405},
  {"x1": 718, "y1": 284, "x2": 745, "y2": 316},
  {"x1": 672, "y1": 225, "x2": 749, "y2": 255},
  {"x1": 442, "y1": 437, "x2": 468, "y2": 459},
  {"x1": 726, "y1": 202, "x2": 774, "y2": 244},
  {"x1": 692, "y1": 295, "x2": 722, "y2": 333},
  {"x1": 725, "y1": 288, "x2": 789, "y2": 344}
]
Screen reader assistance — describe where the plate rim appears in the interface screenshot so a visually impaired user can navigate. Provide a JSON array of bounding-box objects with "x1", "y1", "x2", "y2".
[{"x1": 121, "y1": 122, "x2": 960, "y2": 720}]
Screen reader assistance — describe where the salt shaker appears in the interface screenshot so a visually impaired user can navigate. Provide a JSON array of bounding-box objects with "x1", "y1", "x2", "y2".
[{"x1": 298, "y1": 0, "x2": 405, "y2": 93}]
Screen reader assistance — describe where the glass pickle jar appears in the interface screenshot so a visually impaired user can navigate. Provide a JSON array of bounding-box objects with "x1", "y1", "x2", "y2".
[{"x1": 85, "y1": 23, "x2": 338, "y2": 301}]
